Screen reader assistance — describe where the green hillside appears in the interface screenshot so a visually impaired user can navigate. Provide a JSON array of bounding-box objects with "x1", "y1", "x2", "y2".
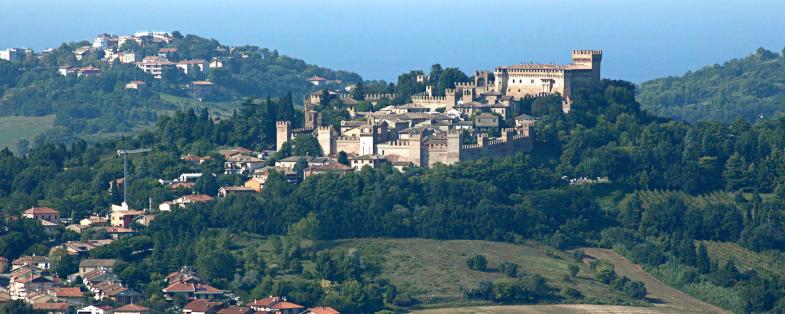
[
  {"x1": 638, "y1": 47, "x2": 785, "y2": 123},
  {"x1": 326, "y1": 238, "x2": 642, "y2": 308},
  {"x1": 0, "y1": 115, "x2": 55, "y2": 151}
]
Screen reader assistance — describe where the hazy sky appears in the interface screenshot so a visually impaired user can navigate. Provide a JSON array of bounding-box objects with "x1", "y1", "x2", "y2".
[{"x1": 1, "y1": 0, "x2": 784, "y2": 82}]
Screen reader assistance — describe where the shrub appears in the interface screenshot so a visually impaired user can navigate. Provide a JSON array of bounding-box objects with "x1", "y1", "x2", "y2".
[
  {"x1": 466, "y1": 255, "x2": 488, "y2": 271},
  {"x1": 568, "y1": 264, "x2": 580, "y2": 278},
  {"x1": 563, "y1": 287, "x2": 584, "y2": 299},
  {"x1": 499, "y1": 261, "x2": 519, "y2": 278}
]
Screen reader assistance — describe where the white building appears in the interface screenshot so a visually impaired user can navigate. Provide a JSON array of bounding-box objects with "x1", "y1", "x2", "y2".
[
  {"x1": 136, "y1": 56, "x2": 175, "y2": 79},
  {"x1": 0, "y1": 48, "x2": 21, "y2": 62}
]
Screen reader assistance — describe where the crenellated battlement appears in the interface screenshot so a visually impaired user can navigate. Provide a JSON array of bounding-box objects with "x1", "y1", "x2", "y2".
[{"x1": 276, "y1": 121, "x2": 291, "y2": 127}]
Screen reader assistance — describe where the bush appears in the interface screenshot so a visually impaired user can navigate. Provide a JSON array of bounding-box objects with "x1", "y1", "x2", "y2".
[
  {"x1": 499, "y1": 261, "x2": 519, "y2": 278},
  {"x1": 563, "y1": 287, "x2": 584, "y2": 299},
  {"x1": 593, "y1": 261, "x2": 617, "y2": 284},
  {"x1": 623, "y1": 280, "x2": 647, "y2": 300},
  {"x1": 466, "y1": 255, "x2": 488, "y2": 271},
  {"x1": 568, "y1": 264, "x2": 580, "y2": 278}
]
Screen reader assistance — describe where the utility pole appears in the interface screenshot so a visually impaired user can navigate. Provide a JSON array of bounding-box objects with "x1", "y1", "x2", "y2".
[{"x1": 117, "y1": 148, "x2": 151, "y2": 206}]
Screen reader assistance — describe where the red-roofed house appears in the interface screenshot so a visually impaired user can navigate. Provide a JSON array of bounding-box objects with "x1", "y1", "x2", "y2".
[
  {"x1": 306, "y1": 75, "x2": 328, "y2": 86},
  {"x1": 77, "y1": 66, "x2": 101, "y2": 77},
  {"x1": 215, "y1": 306, "x2": 253, "y2": 314},
  {"x1": 32, "y1": 302, "x2": 71, "y2": 314},
  {"x1": 114, "y1": 304, "x2": 150, "y2": 314},
  {"x1": 183, "y1": 299, "x2": 224, "y2": 314},
  {"x1": 51, "y1": 287, "x2": 84, "y2": 306},
  {"x1": 23, "y1": 207, "x2": 60, "y2": 223},
  {"x1": 305, "y1": 307, "x2": 340, "y2": 314},
  {"x1": 76, "y1": 304, "x2": 113, "y2": 314},
  {"x1": 162, "y1": 282, "x2": 224, "y2": 301},
  {"x1": 249, "y1": 296, "x2": 304, "y2": 314}
]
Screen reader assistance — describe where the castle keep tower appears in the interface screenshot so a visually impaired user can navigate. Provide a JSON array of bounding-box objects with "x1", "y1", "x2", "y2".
[
  {"x1": 276, "y1": 121, "x2": 292, "y2": 151},
  {"x1": 571, "y1": 50, "x2": 603, "y2": 84}
]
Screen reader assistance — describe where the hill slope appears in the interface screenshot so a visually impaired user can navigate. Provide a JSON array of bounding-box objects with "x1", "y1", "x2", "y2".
[
  {"x1": 638, "y1": 47, "x2": 785, "y2": 123},
  {"x1": 327, "y1": 238, "x2": 644, "y2": 307}
]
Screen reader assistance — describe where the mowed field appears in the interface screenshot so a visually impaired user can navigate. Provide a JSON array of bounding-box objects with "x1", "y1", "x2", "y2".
[
  {"x1": 327, "y1": 239, "x2": 642, "y2": 307},
  {"x1": 0, "y1": 115, "x2": 56, "y2": 151}
]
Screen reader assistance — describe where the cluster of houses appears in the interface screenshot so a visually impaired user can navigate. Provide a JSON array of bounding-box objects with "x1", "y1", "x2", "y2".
[{"x1": 0, "y1": 255, "x2": 336, "y2": 314}]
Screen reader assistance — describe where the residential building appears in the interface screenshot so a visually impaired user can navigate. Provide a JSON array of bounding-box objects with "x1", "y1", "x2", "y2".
[
  {"x1": 12, "y1": 256, "x2": 50, "y2": 270},
  {"x1": 177, "y1": 59, "x2": 208, "y2": 75},
  {"x1": 305, "y1": 307, "x2": 341, "y2": 314},
  {"x1": 216, "y1": 307, "x2": 252, "y2": 314},
  {"x1": 306, "y1": 75, "x2": 328, "y2": 86},
  {"x1": 76, "y1": 305, "x2": 113, "y2": 314},
  {"x1": 76, "y1": 66, "x2": 101, "y2": 77},
  {"x1": 58, "y1": 66, "x2": 77, "y2": 76},
  {"x1": 348, "y1": 154, "x2": 387, "y2": 170},
  {"x1": 0, "y1": 48, "x2": 21, "y2": 62},
  {"x1": 136, "y1": 56, "x2": 176, "y2": 79},
  {"x1": 183, "y1": 299, "x2": 224, "y2": 314},
  {"x1": 118, "y1": 52, "x2": 137, "y2": 63},
  {"x1": 114, "y1": 304, "x2": 151, "y2": 314},
  {"x1": 224, "y1": 154, "x2": 265, "y2": 175},
  {"x1": 110, "y1": 210, "x2": 144, "y2": 228},
  {"x1": 23, "y1": 207, "x2": 60, "y2": 223},
  {"x1": 249, "y1": 296, "x2": 304, "y2": 314},
  {"x1": 217, "y1": 186, "x2": 256, "y2": 198},
  {"x1": 79, "y1": 259, "x2": 116, "y2": 276},
  {"x1": 159, "y1": 194, "x2": 214, "y2": 211},
  {"x1": 158, "y1": 47, "x2": 178, "y2": 58},
  {"x1": 189, "y1": 81, "x2": 214, "y2": 101},
  {"x1": 125, "y1": 80, "x2": 145, "y2": 89},
  {"x1": 303, "y1": 162, "x2": 353, "y2": 178},
  {"x1": 50, "y1": 287, "x2": 84, "y2": 306},
  {"x1": 162, "y1": 282, "x2": 224, "y2": 301},
  {"x1": 32, "y1": 302, "x2": 71, "y2": 314}
]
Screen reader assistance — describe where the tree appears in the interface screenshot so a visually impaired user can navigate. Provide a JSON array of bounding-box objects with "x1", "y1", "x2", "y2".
[
  {"x1": 337, "y1": 151, "x2": 349, "y2": 165},
  {"x1": 696, "y1": 242, "x2": 711, "y2": 274},
  {"x1": 568, "y1": 264, "x2": 580, "y2": 278},
  {"x1": 195, "y1": 172, "x2": 219, "y2": 196},
  {"x1": 499, "y1": 261, "x2": 519, "y2": 278},
  {"x1": 724, "y1": 153, "x2": 749, "y2": 191},
  {"x1": 466, "y1": 255, "x2": 488, "y2": 271}
]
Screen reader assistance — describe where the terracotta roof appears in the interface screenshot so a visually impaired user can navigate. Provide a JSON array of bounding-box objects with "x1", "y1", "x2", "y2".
[
  {"x1": 12, "y1": 255, "x2": 49, "y2": 265},
  {"x1": 24, "y1": 207, "x2": 59, "y2": 215},
  {"x1": 169, "y1": 182, "x2": 195, "y2": 189},
  {"x1": 182, "y1": 194, "x2": 214, "y2": 202},
  {"x1": 191, "y1": 80, "x2": 214, "y2": 85},
  {"x1": 306, "y1": 75, "x2": 327, "y2": 81},
  {"x1": 270, "y1": 301, "x2": 304, "y2": 310},
  {"x1": 53, "y1": 287, "x2": 82, "y2": 298},
  {"x1": 114, "y1": 304, "x2": 150, "y2": 311},
  {"x1": 178, "y1": 59, "x2": 207, "y2": 65},
  {"x1": 184, "y1": 299, "x2": 224, "y2": 312},
  {"x1": 79, "y1": 258, "x2": 116, "y2": 268},
  {"x1": 220, "y1": 186, "x2": 256, "y2": 192},
  {"x1": 217, "y1": 307, "x2": 253, "y2": 314},
  {"x1": 307, "y1": 162, "x2": 353, "y2": 172},
  {"x1": 159, "y1": 47, "x2": 178, "y2": 53},
  {"x1": 33, "y1": 303, "x2": 70, "y2": 310},
  {"x1": 308, "y1": 307, "x2": 340, "y2": 314}
]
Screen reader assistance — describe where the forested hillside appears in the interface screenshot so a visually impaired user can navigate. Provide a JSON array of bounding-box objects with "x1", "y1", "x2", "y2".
[
  {"x1": 0, "y1": 32, "x2": 361, "y2": 146},
  {"x1": 638, "y1": 47, "x2": 785, "y2": 123},
  {"x1": 2, "y1": 79, "x2": 785, "y2": 312}
]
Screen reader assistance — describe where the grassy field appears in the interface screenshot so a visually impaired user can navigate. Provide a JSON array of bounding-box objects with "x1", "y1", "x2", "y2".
[
  {"x1": 414, "y1": 304, "x2": 671, "y2": 314},
  {"x1": 702, "y1": 241, "x2": 785, "y2": 278},
  {"x1": 0, "y1": 114, "x2": 56, "y2": 151},
  {"x1": 323, "y1": 238, "x2": 643, "y2": 307}
]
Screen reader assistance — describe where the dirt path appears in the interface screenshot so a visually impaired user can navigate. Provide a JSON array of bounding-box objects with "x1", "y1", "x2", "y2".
[{"x1": 582, "y1": 248, "x2": 730, "y2": 314}]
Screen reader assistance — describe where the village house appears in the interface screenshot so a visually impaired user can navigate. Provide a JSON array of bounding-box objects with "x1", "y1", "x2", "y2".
[
  {"x1": 306, "y1": 75, "x2": 328, "y2": 86},
  {"x1": 189, "y1": 81, "x2": 214, "y2": 101},
  {"x1": 183, "y1": 299, "x2": 224, "y2": 314},
  {"x1": 12, "y1": 255, "x2": 50, "y2": 270},
  {"x1": 136, "y1": 56, "x2": 176, "y2": 79},
  {"x1": 274, "y1": 156, "x2": 330, "y2": 171},
  {"x1": 80, "y1": 215, "x2": 109, "y2": 228},
  {"x1": 79, "y1": 259, "x2": 117, "y2": 276},
  {"x1": 9, "y1": 265, "x2": 57, "y2": 300},
  {"x1": 113, "y1": 304, "x2": 151, "y2": 314},
  {"x1": 158, "y1": 47, "x2": 178, "y2": 58},
  {"x1": 50, "y1": 287, "x2": 84, "y2": 306},
  {"x1": 162, "y1": 282, "x2": 224, "y2": 301},
  {"x1": 348, "y1": 154, "x2": 387, "y2": 170},
  {"x1": 304, "y1": 307, "x2": 341, "y2": 314},
  {"x1": 58, "y1": 66, "x2": 77, "y2": 76},
  {"x1": 224, "y1": 154, "x2": 265, "y2": 175},
  {"x1": 58, "y1": 239, "x2": 113, "y2": 256},
  {"x1": 77, "y1": 66, "x2": 101, "y2": 77},
  {"x1": 177, "y1": 59, "x2": 208, "y2": 75},
  {"x1": 76, "y1": 305, "x2": 114, "y2": 314},
  {"x1": 32, "y1": 302, "x2": 71, "y2": 314},
  {"x1": 159, "y1": 194, "x2": 214, "y2": 211},
  {"x1": 178, "y1": 173, "x2": 203, "y2": 182},
  {"x1": 111, "y1": 210, "x2": 144, "y2": 228},
  {"x1": 249, "y1": 296, "x2": 305, "y2": 314},
  {"x1": 0, "y1": 48, "x2": 22, "y2": 61},
  {"x1": 217, "y1": 186, "x2": 256, "y2": 198},
  {"x1": 125, "y1": 80, "x2": 146, "y2": 89},
  {"x1": 104, "y1": 227, "x2": 136, "y2": 239},
  {"x1": 303, "y1": 161, "x2": 353, "y2": 178},
  {"x1": 181, "y1": 154, "x2": 212, "y2": 164},
  {"x1": 216, "y1": 307, "x2": 253, "y2": 314},
  {"x1": 23, "y1": 206, "x2": 60, "y2": 223}
]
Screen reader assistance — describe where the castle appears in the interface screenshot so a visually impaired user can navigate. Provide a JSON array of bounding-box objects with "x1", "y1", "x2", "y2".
[
  {"x1": 275, "y1": 50, "x2": 602, "y2": 168},
  {"x1": 409, "y1": 50, "x2": 602, "y2": 113}
]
